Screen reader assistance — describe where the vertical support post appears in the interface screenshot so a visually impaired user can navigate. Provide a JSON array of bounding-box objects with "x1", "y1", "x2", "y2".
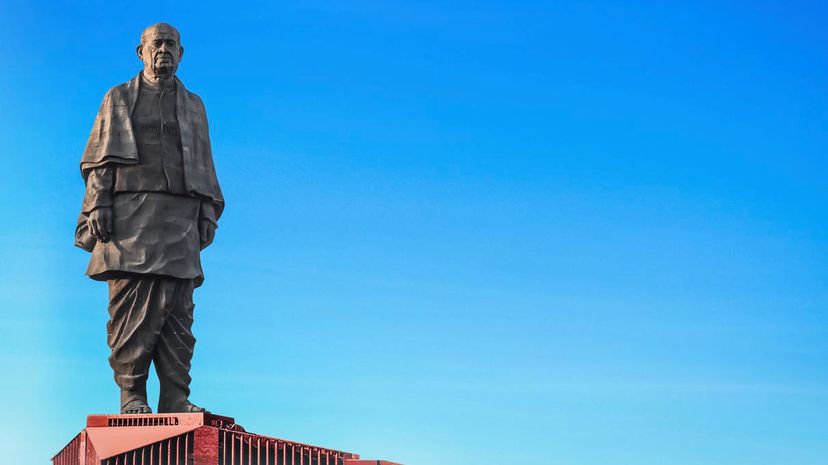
[{"x1": 193, "y1": 426, "x2": 220, "y2": 465}]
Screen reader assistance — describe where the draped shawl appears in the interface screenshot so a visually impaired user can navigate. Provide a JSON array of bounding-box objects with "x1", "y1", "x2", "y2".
[{"x1": 80, "y1": 72, "x2": 224, "y2": 215}]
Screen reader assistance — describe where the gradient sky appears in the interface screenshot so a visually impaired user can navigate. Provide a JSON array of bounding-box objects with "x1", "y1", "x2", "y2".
[{"x1": 1, "y1": 1, "x2": 827, "y2": 464}]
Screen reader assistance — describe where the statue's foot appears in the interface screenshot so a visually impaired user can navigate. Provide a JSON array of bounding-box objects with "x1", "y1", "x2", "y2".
[
  {"x1": 158, "y1": 399, "x2": 209, "y2": 414},
  {"x1": 179, "y1": 401, "x2": 208, "y2": 413},
  {"x1": 121, "y1": 399, "x2": 153, "y2": 414},
  {"x1": 120, "y1": 387, "x2": 152, "y2": 414}
]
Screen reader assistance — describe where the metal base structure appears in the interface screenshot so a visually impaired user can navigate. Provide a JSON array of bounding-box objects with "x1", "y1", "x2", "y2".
[{"x1": 53, "y1": 413, "x2": 401, "y2": 465}]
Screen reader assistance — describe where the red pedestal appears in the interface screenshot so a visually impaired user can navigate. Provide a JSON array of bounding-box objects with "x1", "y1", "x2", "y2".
[{"x1": 52, "y1": 413, "x2": 401, "y2": 465}]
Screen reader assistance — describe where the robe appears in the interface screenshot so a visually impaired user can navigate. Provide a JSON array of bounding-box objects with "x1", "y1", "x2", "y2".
[{"x1": 75, "y1": 73, "x2": 224, "y2": 287}]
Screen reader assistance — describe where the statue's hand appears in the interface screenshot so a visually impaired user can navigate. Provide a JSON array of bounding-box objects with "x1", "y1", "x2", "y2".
[
  {"x1": 199, "y1": 219, "x2": 216, "y2": 250},
  {"x1": 87, "y1": 207, "x2": 113, "y2": 243}
]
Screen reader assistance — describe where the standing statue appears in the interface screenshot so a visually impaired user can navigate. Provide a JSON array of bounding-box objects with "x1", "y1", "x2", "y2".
[{"x1": 75, "y1": 23, "x2": 224, "y2": 414}]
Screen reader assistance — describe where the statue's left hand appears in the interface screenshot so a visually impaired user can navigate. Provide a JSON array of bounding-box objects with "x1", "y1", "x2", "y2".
[
  {"x1": 88, "y1": 206, "x2": 113, "y2": 243},
  {"x1": 199, "y1": 219, "x2": 216, "y2": 250}
]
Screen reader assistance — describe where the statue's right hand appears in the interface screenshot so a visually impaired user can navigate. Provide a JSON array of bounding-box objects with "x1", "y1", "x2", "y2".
[{"x1": 87, "y1": 207, "x2": 113, "y2": 243}]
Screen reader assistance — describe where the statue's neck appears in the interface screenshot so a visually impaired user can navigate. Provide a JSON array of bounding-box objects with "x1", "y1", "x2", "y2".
[{"x1": 142, "y1": 70, "x2": 176, "y2": 90}]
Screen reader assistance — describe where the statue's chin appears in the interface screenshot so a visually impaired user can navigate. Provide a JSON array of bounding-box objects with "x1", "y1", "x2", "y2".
[{"x1": 151, "y1": 65, "x2": 176, "y2": 78}]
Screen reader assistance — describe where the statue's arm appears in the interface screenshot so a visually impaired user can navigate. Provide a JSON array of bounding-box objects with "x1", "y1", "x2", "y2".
[
  {"x1": 83, "y1": 167, "x2": 114, "y2": 242},
  {"x1": 196, "y1": 96, "x2": 219, "y2": 249},
  {"x1": 82, "y1": 167, "x2": 114, "y2": 213}
]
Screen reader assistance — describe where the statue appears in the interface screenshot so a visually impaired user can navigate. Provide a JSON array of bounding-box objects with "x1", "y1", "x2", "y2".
[{"x1": 75, "y1": 23, "x2": 224, "y2": 414}]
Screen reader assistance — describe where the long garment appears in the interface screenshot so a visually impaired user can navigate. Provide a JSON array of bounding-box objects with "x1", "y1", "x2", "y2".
[
  {"x1": 75, "y1": 71, "x2": 223, "y2": 277},
  {"x1": 82, "y1": 76, "x2": 212, "y2": 286},
  {"x1": 108, "y1": 275, "x2": 195, "y2": 411}
]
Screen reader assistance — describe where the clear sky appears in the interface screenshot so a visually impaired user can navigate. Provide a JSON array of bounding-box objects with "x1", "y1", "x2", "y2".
[{"x1": 0, "y1": 1, "x2": 826, "y2": 464}]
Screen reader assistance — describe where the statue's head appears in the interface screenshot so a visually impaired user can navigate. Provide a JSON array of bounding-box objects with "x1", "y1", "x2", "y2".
[{"x1": 137, "y1": 23, "x2": 183, "y2": 79}]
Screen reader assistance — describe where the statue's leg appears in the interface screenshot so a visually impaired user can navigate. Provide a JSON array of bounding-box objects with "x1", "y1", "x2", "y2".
[
  {"x1": 154, "y1": 278, "x2": 205, "y2": 413},
  {"x1": 107, "y1": 274, "x2": 172, "y2": 414}
]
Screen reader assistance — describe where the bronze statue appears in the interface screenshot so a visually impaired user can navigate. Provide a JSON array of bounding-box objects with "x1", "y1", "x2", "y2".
[{"x1": 75, "y1": 23, "x2": 224, "y2": 414}]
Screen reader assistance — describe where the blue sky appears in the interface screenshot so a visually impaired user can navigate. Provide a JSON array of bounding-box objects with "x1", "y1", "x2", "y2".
[{"x1": 1, "y1": 1, "x2": 827, "y2": 464}]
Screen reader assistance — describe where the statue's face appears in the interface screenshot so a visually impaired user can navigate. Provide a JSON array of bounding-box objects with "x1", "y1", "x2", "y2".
[{"x1": 137, "y1": 25, "x2": 183, "y2": 79}]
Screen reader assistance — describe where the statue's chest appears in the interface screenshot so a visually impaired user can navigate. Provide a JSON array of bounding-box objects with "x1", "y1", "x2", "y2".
[{"x1": 132, "y1": 88, "x2": 179, "y2": 143}]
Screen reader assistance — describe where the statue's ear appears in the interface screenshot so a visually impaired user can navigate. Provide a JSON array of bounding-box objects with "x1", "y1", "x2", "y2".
[
  {"x1": 179, "y1": 45, "x2": 184, "y2": 61},
  {"x1": 136, "y1": 44, "x2": 144, "y2": 61}
]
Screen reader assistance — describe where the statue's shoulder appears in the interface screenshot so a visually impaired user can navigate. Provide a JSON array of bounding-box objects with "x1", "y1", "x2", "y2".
[
  {"x1": 108, "y1": 80, "x2": 131, "y2": 94},
  {"x1": 182, "y1": 87, "x2": 206, "y2": 110},
  {"x1": 174, "y1": 77, "x2": 203, "y2": 106},
  {"x1": 99, "y1": 79, "x2": 133, "y2": 107}
]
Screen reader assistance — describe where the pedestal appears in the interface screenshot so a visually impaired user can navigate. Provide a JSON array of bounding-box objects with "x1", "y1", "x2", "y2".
[{"x1": 52, "y1": 413, "x2": 401, "y2": 465}]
